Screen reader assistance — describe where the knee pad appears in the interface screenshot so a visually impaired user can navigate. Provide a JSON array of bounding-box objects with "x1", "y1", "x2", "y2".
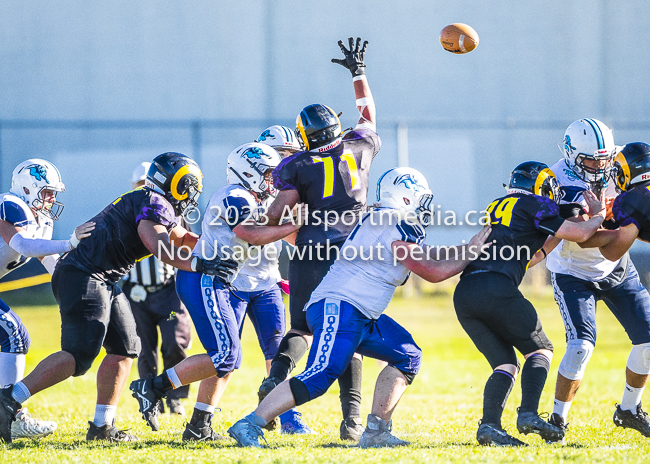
[
  {"x1": 289, "y1": 377, "x2": 311, "y2": 406},
  {"x1": 72, "y1": 350, "x2": 98, "y2": 377},
  {"x1": 627, "y1": 342, "x2": 650, "y2": 375},
  {"x1": 558, "y1": 339, "x2": 594, "y2": 381}
]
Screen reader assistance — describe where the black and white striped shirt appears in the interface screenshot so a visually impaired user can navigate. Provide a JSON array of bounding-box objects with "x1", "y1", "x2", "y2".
[{"x1": 124, "y1": 255, "x2": 175, "y2": 287}]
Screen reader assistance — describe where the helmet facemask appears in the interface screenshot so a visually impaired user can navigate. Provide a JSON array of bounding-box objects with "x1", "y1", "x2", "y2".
[
  {"x1": 415, "y1": 193, "x2": 435, "y2": 227},
  {"x1": 573, "y1": 150, "x2": 615, "y2": 184},
  {"x1": 31, "y1": 186, "x2": 65, "y2": 220},
  {"x1": 173, "y1": 176, "x2": 202, "y2": 217}
]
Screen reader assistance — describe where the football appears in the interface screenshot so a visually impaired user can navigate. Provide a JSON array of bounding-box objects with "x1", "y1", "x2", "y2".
[{"x1": 439, "y1": 23, "x2": 479, "y2": 54}]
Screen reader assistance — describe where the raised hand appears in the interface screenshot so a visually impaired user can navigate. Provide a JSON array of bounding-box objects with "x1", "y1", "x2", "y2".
[
  {"x1": 583, "y1": 190, "x2": 606, "y2": 218},
  {"x1": 332, "y1": 37, "x2": 368, "y2": 76}
]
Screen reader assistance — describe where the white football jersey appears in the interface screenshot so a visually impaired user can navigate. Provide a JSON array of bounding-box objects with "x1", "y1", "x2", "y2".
[
  {"x1": 546, "y1": 159, "x2": 621, "y2": 280},
  {"x1": 193, "y1": 184, "x2": 281, "y2": 289},
  {"x1": 0, "y1": 193, "x2": 53, "y2": 279},
  {"x1": 306, "y1": 208, "x2": 426, "y2": 320}
]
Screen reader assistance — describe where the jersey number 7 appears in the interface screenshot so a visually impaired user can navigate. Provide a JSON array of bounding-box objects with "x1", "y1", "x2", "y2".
[
  {"x1": 312, "y1": 150, "x2": 361, "y2": 199},
  {"x1": 485, "y1": 197, "x2": 520, "y2": 227}
]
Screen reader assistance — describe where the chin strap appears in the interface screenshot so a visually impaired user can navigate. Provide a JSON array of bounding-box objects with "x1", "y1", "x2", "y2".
[{"x1": 228, "y1": 167, "x2": 252, "y2": 191}]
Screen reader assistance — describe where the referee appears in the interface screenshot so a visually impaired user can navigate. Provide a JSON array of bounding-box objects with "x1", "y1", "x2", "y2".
[{"x1": 123, "y1": 162, "x2": 191, "y2": 415}]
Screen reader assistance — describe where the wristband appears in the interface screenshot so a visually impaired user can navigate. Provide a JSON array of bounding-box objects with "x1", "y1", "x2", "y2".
[
  {"x1": 352, "y1": 75, "x2": 367, "y2": 82},
  {"x1": 190, "y1": 256, "x2": 198, "y2": 272},
  {"x1": 69, "y1": 232, "x2": 80, "y2": 249},
  {"x1": 540, "y1": 248, "x2": 547, "y2": 259},
  {"x1": 355, "y1": 97, "x2": 373, "y2": 106}
]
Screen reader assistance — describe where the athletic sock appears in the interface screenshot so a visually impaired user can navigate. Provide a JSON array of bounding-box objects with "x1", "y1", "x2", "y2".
[
  {"x1": 621, "y1": 383, "x2": 645, "y2": 412},
  {"x1": 246, "y1": 411, "x2": 267, "y2": 427},
  {"x1": 553, "y1": 399, "x2": 572, "y2": 420},
  {"x1": 519, "y1": 353, "x2": 551, "y2": 414},
  {"x1": 11, "y1": 382, "x2": 31, "y2": 404},
  {"x1": 338, "y1": 357, "x2": 362, "y2": 419},
  {"x1": 482, "y1": 369, "x2": 515, "y2": 426},
  {"x1": 93, "y1": 404, "x2": 117, "y2": 427},
  {"x1": 268, "y1": 333, "x2": 309, "y2": 380},
  {"x1": 152, "y1": 370, "x2": 177, "y2": 395}
]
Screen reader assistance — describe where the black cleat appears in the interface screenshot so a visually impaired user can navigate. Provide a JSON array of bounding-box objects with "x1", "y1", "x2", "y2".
[
  {"x1": 517, "y1": 411, "x2": 565, "y2": 442},
  {"x1": 613, "y1": 403, "x2": 650, "y2": 437},
  {"x1": 477, "y1": 422, "x2": 527, "y2": 447},
  {"x1": 0, "y1": 386, "x2": 21, "y2": 444},
  {"x1": 129, "y1": 377, "x2": 163, "y2": 431},
  {"x1": 257, "y1": 377, "x2": 282, "y2": 431},
  {"x1": 182, "y1": 419, "x2": 227, "y2": 442},
  {"x1": 340, "y1": 417, "x2": 365, "y2": 442},
  {"x1": 546, "y1": 413, "x2": 568, "y2": 444},
  {"x1": 86, "y1": 421, "x2": 138, "y2": 442}
]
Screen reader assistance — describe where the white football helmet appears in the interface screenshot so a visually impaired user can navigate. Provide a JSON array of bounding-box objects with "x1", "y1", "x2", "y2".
[
  {"x1": 376, "y1": 167, "x2": 434, "y2": 226},
  {"x1": 561, "y1": 118, "x2": 616, "y2": 183},
  {"x1": 227, "y1": 143, "x2": 282, "y2": 200},
  {"x1": 255, "y1": 125, "x2": 302, "y2": 158},
  {"x1": 10, "y1": 159, "x2": 65, "y2": 220}
]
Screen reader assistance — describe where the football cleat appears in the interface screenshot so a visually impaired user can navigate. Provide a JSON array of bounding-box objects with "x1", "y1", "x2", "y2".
[
  {"x1": 129, "y1": 377, "x2": 163, "y2": 431},
  {"x1": 340, "y1": 416, "x2": 365, "y2": 442},
  {"x1": 613, "y1": 403, "x2": 650, "y2": 437},
  {"x1": 545, "y1": 413, "x2": 568, "y2": 444},
  {"x1": 257, "y1": 376, "x2": 282, "y2": 431},
  {"x1": 477, "y1": 422, "x2": 527, "y2": 447},
  {"x1": 357, "y1": 414, "x2": 409, "y2": 448},
  {"x1": 516, "y1": 411, "x2": 565, "y2": 442},
  {"x1": 182, "y1": 418, "x2": 227, "y2": 442},
  {"x1": 279, "y1": 409, "x2": 315, "y2": 435},
  {"x1": 11, "y1": 408, "x2": 57, "y2": 439},
  {"x1": 228, "y1": 417, "x2": 266, "y2": 448},
  {"x1": 0, "y1": 386, "x2": 21, "y2": 444},
  {"x1": 86, "y1": 421, "x2": 138, "y2": 442}
]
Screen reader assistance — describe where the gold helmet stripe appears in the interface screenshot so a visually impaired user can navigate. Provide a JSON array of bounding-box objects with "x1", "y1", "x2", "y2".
[
  {"x1": 615, "y1": 151, "x2": 631, "y2": 191},
  {"x1": 296, "y1": 114, "x2": 310, "y2": 151},
  {"x1": 534, "y1": 168, "x2": 555, "y2": 198},
  {"x1": 170, "y1": 164, "x2": 203, "y2": 201}
]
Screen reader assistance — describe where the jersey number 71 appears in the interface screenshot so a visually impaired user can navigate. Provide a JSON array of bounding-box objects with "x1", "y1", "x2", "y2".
[{"x1": 312, "y1": 150, "x2": 361, "y2": 199}]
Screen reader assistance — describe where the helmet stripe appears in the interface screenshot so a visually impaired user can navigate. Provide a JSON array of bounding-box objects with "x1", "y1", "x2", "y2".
[
  {"x1": 615, "y1": 151, "x2": 631, "y2": 191},
  {"x1": 281, "y1": 126, "x2": 293, "y2": 143},
  {"x1": 533, "y1": 168, "x2": 554, "y2": 197},
  {"x1": 296, "y1": 116, "x2": 310, "y2": 151},
  {"x1": 584, "y1": 118, "x2": 605, "y2": 150},
  {"x1": 376, "y1": 168, "x2": 396, "y2": 201},
  {"x1": 170, "y1": 164, "x2": 203, "y2": 201}
]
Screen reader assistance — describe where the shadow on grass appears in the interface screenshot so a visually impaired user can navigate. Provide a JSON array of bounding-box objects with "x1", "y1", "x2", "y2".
[{"x1": 6, "y1": 439, "x2": 241, "y2": 450}]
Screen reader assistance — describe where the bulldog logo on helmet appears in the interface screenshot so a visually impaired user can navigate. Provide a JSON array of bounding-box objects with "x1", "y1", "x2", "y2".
[{"x1": 27, "y1": 165, "x2": 50, "y2": 184}]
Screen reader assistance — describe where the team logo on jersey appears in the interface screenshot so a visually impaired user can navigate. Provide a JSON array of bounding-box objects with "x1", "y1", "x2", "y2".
[
  {"x1": 395, "y1": 174, "x2": 421, "y2": 192},
  {"x1": 257, "y1": 130, "x2": 275, "y2": 142},
  {"x1": 241, "y1": 147, "x2": 271, "y2": 160},
  {"x1": 563, "y1": 168, "x2": 581, "y2": 182},
  {"x1": 564, "y1": 135, "x2": 577, "y2": 156},
  {"x1": 27, "y1": 165, "x2": 49, "y2": 184}
]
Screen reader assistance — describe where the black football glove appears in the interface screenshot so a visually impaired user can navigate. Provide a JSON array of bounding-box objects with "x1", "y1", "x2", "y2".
[
  {"x1": 332, "y1": 37, "x2": 368, "y2": 77},
  {"x1": 192, "y1": 256, "x2": 239, "y2": 281}
]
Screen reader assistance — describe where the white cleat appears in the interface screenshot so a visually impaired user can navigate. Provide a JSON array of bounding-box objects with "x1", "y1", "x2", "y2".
[
  {"x1": 357, "y1": 414, "x2": 410, "y2": 448},
  {"x1": 11, "y1": 408, "x2": 57, "y2": 439}
]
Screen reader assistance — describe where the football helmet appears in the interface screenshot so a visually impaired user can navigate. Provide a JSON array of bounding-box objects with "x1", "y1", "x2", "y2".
[
  {"x1": 10, "y1": 159, "x2": 65, "y2": 220},
  {"x1": 613, "y1": 142, "x2": 650, "y2": 192},
  {"x1": 376, "y1": 167, "x2": 434, "y2": 226},
  {"x1": 256, "y1": 125, "x2": 302, "y2": 158},
  {"x1": 227, "y1": 143, "x2": 282, "y2": 200},
  {"x1": 561, "y1": 118, "x2": 616, "y2": 183},
  {"x1": 146, "y1": 152, "x2": 203, "y2": 217},
  {"x1": 295, "y1": 104, "x2": 342, "y2": 151},
  {"x1": 507, "y1": 161, "x2": 562, "y2": 203}
]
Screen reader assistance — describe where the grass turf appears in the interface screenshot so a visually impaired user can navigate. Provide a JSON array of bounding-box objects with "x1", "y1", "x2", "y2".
[{"x1": 2, "y1": 286, "x2": 650, "y2": 462}]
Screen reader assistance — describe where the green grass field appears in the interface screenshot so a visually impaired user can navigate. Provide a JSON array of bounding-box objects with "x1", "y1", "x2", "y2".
[{"x1": 2, "y1": 286, "x2": 650, "y2": 463}]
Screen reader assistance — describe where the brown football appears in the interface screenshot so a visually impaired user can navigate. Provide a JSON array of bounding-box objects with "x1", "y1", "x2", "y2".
[{"x1": 439, "y1": 23, "x2": 479, "y2": 54}]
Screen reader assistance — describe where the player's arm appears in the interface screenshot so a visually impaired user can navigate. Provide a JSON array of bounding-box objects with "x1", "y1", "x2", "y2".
[
  {"x1": 234, "y1": 204, "x2": 306, "y2": 246},
  {"x1": 266, "y1": 190, "x2": 300, "y2": 226},
  {"x1": 392, "y1": 225, "x2": 491, "y2": 283},
  {"x1": 0, "y1": 218, "x2": 95, "y2": 257},
  {"x1": 554, "y1": 190, "x2": 606, "y2": 243},
  {"x1": 596, "y1": 224, "x2": 639, "y2": 261},
  {"x1": 169, "y1": 224, "x2": 199, "y2": 250},
  {"x1": 332, "y1": 37, "x2": 376, "y2": 131},
  {"x1": 527, "y1": 235, "x2": 561, "y2": 268}
]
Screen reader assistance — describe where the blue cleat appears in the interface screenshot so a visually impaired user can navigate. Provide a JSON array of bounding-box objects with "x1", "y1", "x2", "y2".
[
  {"x1": 228, "y1": 417, "x2": 266, "y2": 447},
  {"x1": 280, "y1": 409, "x2": 315, "y2": 435}
]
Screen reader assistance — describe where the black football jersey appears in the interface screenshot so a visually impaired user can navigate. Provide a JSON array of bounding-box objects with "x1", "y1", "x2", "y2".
[
  {"x1": 612, "y1": 182, "x2": 650, "y2": 242},
  {"x1": 462, "y1": 193, "x2": 564, "y2": 286},
  {"x1": 61, "y1": 187, "x2": 179, "y2": 283},
  {"x1": 273, "y1": 128, "x2": 381, "y2": 246}
]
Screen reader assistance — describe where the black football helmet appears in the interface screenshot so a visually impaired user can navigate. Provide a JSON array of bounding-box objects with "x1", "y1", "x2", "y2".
[
  {"x1": 295, "y1": 104, "x2": 342, "y2": 151},
  {"x1": 507, "y1": 161, "x2": 562, "y2": 203},
  {"x1": 613, "y1": 142, "x2": 650, "y2": 192},
  {"x1": 146, "y1": 152, "x2": 203, "y2": 216}
]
